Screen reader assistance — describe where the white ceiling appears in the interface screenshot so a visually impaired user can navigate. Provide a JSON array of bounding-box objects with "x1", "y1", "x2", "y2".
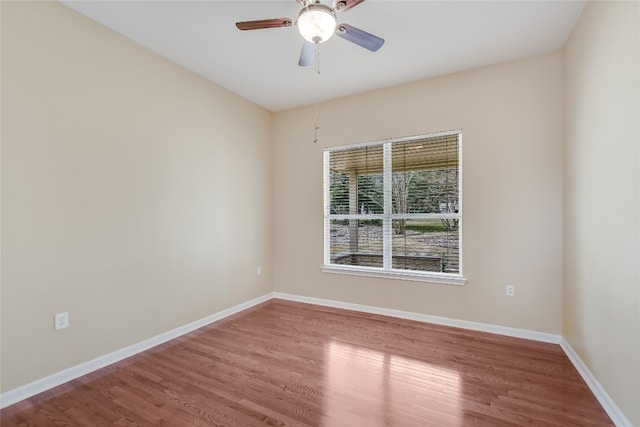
[{"x1": 61, "y1": 0, "x2": 586, "y2": 112}]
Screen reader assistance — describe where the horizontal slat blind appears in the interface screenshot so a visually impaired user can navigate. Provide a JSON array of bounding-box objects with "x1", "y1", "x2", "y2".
[{"x1": 325, "y1": 131, "x2": 462, "y2": 276}]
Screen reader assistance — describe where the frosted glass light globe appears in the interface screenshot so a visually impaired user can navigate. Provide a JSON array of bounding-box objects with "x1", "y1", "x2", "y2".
[{"x1": 297, "y1": 5, "x2": 337, "y2": 44}]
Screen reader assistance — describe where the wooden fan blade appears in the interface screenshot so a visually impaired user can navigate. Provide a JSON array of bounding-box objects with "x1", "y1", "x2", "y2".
[
  {"x1": 333, "y1": 0, "x2": 365, "y2": 13},
  {"x1": 235, "y1": 18, "x2": 292, "y2": 31},
  {"x1": 299, "y1": 41, "x2": 316, "y2": 66},
  {"x1": 336, "y1": 23, "x2": 384, "y2": 52}
]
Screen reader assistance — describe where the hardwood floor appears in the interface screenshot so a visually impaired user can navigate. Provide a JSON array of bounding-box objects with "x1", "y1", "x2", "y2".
[{"x1": 1, "y1": 299, "x2": 613, "y2": 426}]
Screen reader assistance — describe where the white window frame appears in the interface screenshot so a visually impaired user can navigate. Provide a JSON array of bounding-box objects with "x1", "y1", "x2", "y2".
[{"x1": 322, "y1": 129, "x2": 466, "y2": 285}]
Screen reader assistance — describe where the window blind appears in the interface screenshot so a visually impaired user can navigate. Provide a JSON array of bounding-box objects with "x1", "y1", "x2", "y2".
[{"x1": 325, "y1": 130, "x2": 462, "y2": 276}]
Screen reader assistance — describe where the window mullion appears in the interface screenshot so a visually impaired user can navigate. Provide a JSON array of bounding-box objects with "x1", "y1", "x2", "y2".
[{"x1": 383, "y1": 143, "x2": 392, "y2": 269}]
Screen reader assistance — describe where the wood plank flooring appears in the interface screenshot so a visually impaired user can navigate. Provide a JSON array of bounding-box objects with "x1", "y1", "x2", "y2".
[{"x1": 1, "y1": 299, "x2": 613, "y2": 426}]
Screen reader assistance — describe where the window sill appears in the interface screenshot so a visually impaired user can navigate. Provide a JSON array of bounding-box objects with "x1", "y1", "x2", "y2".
[{"x1": 321, "y1": 264, "x2": 467, "y2": 285}]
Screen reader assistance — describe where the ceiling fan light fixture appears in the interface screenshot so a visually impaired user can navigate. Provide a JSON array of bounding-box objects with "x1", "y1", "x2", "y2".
[{"x1": 297, "y1": 4, "x2": 337, "y2": 44}]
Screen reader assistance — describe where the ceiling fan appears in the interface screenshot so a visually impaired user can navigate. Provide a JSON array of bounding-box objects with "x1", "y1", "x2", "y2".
[{"x1": 235, "y1": 0, "x2": 384, "y2": 66}]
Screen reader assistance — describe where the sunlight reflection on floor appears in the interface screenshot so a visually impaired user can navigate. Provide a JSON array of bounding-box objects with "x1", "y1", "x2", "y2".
[{"x1": 321, "y1": 339, "x2": 462, "y2": 426}]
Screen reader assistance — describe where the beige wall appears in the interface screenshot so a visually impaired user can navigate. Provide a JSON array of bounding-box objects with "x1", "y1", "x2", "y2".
[
  {"x1": 273, "y1": 52, "x2": 564, "y2": 334},
  {"x1": 563, "y1": 1, "x2": 640, "y2": 425},
  {"x1": 0, "y1": 1, "x2": 273, "y2": 392},
  {"x1": 3, "y1": 1, "x2": 636, "y2": 422}
]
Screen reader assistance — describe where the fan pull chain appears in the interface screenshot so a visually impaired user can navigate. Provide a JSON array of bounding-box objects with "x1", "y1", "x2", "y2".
[{"x1": 313, "y1": 44, "x2": 320, "y2": 144}]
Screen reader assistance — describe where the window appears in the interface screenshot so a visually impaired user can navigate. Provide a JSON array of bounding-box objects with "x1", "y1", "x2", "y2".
[{"x1": 323, "y1": 130, "x2": 464, "y2": 284}]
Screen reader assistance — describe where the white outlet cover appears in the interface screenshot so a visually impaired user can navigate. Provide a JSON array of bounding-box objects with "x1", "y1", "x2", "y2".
[{"x1": 54, "y1": 312, "x2": 69, "y2": 330}]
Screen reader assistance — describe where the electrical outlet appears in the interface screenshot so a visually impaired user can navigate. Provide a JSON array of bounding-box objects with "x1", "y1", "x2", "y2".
[
  {"x1": 54, "y1": 312, "x2": 69, "y2": 330},
  {"x1": 256, "y1": 266, "x2": 262, "y2": 276},
  {"x1": 506, "y1": 285, "x2": 515, "y2": 297}
]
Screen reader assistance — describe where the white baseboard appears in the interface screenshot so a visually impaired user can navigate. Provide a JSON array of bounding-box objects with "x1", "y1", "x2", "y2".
[
  {"x1": 2, "y1": 291, "x2": 630, "y2": 427},
  {"x1": 0, "y1": 293, "x2": 273, "y2": 409},
  {"x1": 274, "y1": 292, "x2": 631, "y2": 427},
  {"x1": 273, "y1": 292, "x2": 561, "y2": 344},
  {"x1": 560, "y1": 338, "x2": 632, "y2": 427}
]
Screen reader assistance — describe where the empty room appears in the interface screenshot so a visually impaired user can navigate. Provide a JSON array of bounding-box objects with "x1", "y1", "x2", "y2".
[{"x1": 1, "y1": 0, "x2": 638, "y2": 426}]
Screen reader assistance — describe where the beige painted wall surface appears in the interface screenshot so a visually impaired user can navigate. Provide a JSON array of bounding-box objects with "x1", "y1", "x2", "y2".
[
  {"x1": 563, "y1": 1, "x2": 639, "y2": 424},
  {"x1": 1, "y1": 1, "x2": 272, "y2": 392},
  {"x1": 273, "y1": 53, "x2": 563, "y2": 334}
]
